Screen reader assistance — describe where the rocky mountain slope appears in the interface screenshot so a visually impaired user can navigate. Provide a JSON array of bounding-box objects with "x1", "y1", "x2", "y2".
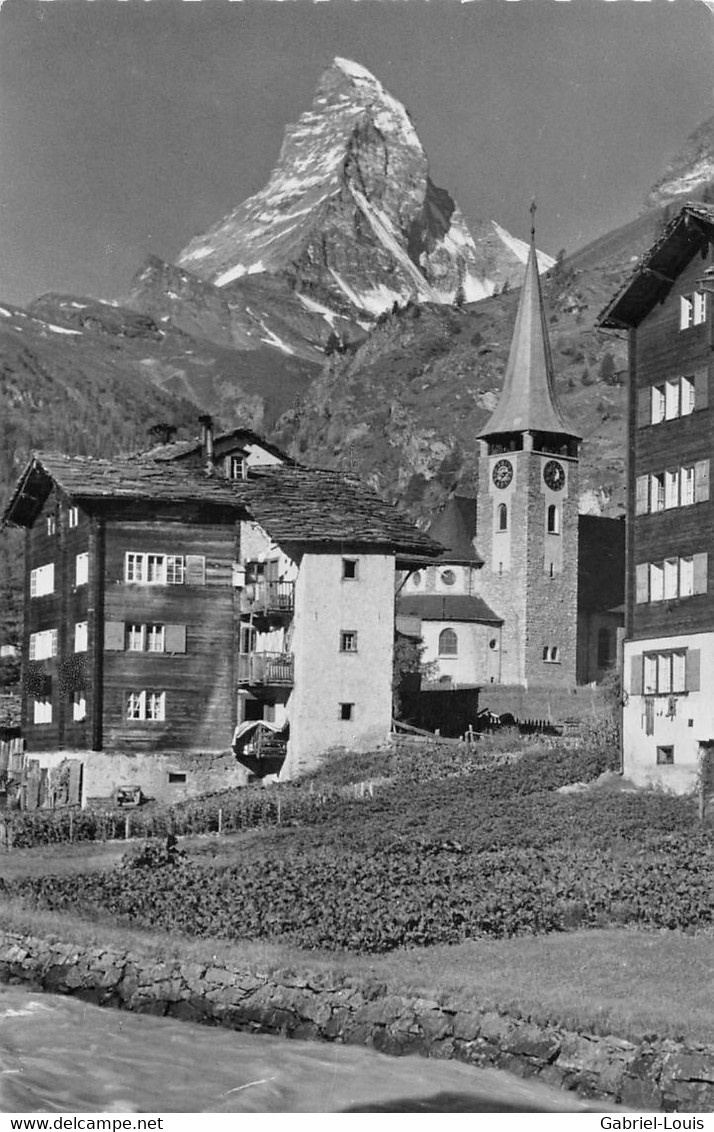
[{"x1": 645, "y1": 115, "x2": 714, "y2": 210}]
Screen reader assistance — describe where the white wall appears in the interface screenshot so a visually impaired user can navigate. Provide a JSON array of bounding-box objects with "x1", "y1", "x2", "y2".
[
  {"x1": 623, "y1": 631, "x2": 714, "y2": 792},
  {"x1": 285, "y1": 552, "x2": 395, "y2": 778},
  {"x1": 419, "y1": 621, "x2": 498, "y2": 685}
]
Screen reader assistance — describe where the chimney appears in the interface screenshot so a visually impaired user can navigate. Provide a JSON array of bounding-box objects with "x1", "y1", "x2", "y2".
[{"x1": 198, "y1": 413, "x2": 215, "y2": 473}]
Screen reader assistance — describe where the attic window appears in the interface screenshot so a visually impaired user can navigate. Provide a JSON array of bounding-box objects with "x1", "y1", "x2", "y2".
[
  {"x1": 680, "y1": 292, "x2": 707, "y2": 330},
  {"x1": 227, "y1": 455, "x2": 247, "y2": 481}
]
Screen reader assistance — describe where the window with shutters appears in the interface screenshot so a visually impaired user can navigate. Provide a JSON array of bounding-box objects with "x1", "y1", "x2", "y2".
[
  {"x1": 664, "y1": 470, "x2": 679, "y2": 509},
  {"x1": 665, "y1": 379, "x2": 680, "y2": 420},
  {"x1": 639, "y1": 554, "x2": 707, "y2": 601},
  {"x1": 651, "y1": 385, "x2": 665, "y2": 425},
  {"x1": 638, "y1": 650, "x2": 693, "y2": 694},
  {"x1": 681, "y1": 375, "x2": 696, "y2": 415},
  {"x1": 664, "y1": 558, "x2": 678, "y2": 600},
  {"x1": 635, "y1": 460, "x2": 708, "y2": 513},
  {"x1": 33, "y1": 698, "x2": 53, "y2": 724},
  {"x1": 682, "y1": 466, "x2": 696, "y2": 506},
  {"x1": 124, "y1": 553, "x2": 188, "y2": 585},
  {"x1": 68, "y1": 506, "x2": 79, "y2": 529},
  {"x1": 29, "y1": 628, "x2": 58, "y2": 661},
  {"x1": 649, "y1": 562, "x2": 664, "y2": 602},
  {"x1": 647, "y1": 373, "x2": 705, "y2": 425},
  {"x1": 30, "y1": 563, "x2": 55, "y2": 598},
  {"x1": 650, "y1": 473, "x2": 665, "y2": 512},
  {"x1": 46, "y1": 515, "x2": 56, "y2": 536},
  {"x1": 680, "y1": 292, "x2": 707, "y2": 329},
  {"x1": 72, "y1": 692, "x2": 86, "y2": 722},
  {"x1": 75, "y1": 552, "x2": 89, "y2": 587},
  {"x1": 74, "y1": 621, "x2": 88, "y2": 653},
  {"x1": 124, "y1": 623, "x2": 183, "y2": 653}
]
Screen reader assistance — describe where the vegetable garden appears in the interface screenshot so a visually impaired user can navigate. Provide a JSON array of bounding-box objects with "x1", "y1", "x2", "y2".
[{"x1": 10, "y1": 727, "x2": 714, "y2": 954}]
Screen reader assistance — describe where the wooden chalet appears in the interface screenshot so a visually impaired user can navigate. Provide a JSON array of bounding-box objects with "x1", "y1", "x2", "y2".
[
  {"x1": 2, "y1": 424, "x2": 441, "y2": 802},
  {"x1": 598, "y1": 202, "x2": 714, "y2": 791}
]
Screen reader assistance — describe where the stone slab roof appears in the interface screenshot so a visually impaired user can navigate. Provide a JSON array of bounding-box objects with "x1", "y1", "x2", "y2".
[{"x1": 3, "y1": 453, "x2": 442, "y2": 558}]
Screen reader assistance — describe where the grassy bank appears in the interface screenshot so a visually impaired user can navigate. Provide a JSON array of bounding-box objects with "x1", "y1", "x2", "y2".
[{"x1": 2, "y1": 899, "x2": 713, "y2": 1046}]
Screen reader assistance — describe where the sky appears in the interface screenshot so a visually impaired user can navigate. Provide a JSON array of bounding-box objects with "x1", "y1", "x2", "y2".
[{"x1": 0, "y1": 0, "x2": 713, "y2": 307}]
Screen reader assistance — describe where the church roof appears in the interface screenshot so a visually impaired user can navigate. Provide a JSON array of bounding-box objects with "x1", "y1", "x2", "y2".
[
  {"x1": 426, "y1": 496, "x2": 483, "y2": 564},
  {"x1": 398, "y1": 594, "x2": 503, "y2": 625},
  {"x1": 478, "y1": 233, "x2": 580, "y2": 442}
]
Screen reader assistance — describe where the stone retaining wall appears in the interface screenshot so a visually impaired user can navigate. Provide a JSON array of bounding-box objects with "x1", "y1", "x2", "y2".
[{"x1": 1, "y1": 931, "x2": 713, "y2": 1112}]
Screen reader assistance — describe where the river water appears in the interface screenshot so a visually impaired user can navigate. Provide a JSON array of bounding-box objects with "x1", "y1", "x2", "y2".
[{"x1": 0, "y1": 986, "x2": 612, "y2": 1114}]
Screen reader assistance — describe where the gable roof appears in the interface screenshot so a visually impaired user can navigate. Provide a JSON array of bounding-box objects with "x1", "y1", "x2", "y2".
[
  {"x1": 142, "y1": 427, "x2": 294, "y2": 465},
  {"x1": 397, "y1": 594, "x2": 503, "y2": 625},
  {"x1": 2, "y1": 453, "x2": 442, "y2": 558},
  {"x1": 478, "y1": 238, "x2": 580, "y2": 442},
  {"x1": 426, "y1": 496, "x2": 483, "y2": 565},
  {"x1": 597, "y1": 203, "x2": 714, "y2": 330}
]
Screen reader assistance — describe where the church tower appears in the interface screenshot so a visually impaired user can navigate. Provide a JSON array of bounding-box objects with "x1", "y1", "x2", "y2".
[{"x1": 477, "y1": 207, "x2": 581, "y2": 687}]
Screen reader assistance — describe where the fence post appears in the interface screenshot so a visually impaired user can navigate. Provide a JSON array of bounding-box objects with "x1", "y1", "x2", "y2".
[
  {"x1": 218, "y1": 807, "x2": 223, "y2": 836},
  {"x1": 69, "y1": 811, "x2": 73, "y2": 842},
  {"x1": 124, "y1": 812, "x2": 130, "y2": 840}
]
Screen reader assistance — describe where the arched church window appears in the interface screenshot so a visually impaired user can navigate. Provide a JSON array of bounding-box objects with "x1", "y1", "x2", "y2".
[
  {"x1": 597, "y1": 627, "x2": 611, "y2": 668},
  {"x1": 547, "y1": 504, "x2": 560, "y2": 534},
  {"x1": 438, "y1": 628, "x2": 458, "y2": 656},
  {"x1": 497, "y1": 503, "x2": 508, "y2": 531}
]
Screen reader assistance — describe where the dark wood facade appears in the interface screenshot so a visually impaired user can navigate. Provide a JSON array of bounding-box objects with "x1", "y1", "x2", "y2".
[
  {"x1": 23, "y1": 492, "x2": 240, "y2": 754},
  {"x1": 629, "y1": 246, "x2": 714, "y2": 641}
]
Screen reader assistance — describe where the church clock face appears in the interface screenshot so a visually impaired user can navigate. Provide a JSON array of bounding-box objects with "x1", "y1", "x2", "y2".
[
  {"x1": 543, "y1": 460, "x2": 566, "y2": 491},
  {"x1": 492, "y1": 459, "x2": 513, "y2": 489}
]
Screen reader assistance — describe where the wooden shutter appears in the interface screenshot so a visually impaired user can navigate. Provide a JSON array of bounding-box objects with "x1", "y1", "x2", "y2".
[
  {"x1": 635, "y1": 563, "x2": 649, "y2": 604},
  {"x1": 630, "y1": 654, "x2": 643, "y2": 696},
  {"x1": 636, "y1": 387, "x2": 650, "y2": 428},
  {"x1": 686, "y1": 649, "x2": 701, "y2": 692},
  {"x1": 635, "y1": 475, "x2": 649, "y2": 515},
  {"x1": 165, "y1": 624, "x2": 187, "y2": 653},
  {"x1": 104, "y1": 621, "x2": 125, "y2": 651},
  {"x1": 695, "y1": 459, "x2": 710, "y2": 502},
  {"x1": 185, "y1": 555, "x2": 206, "y2": 585},
  {"x1": 695, "y1": 369, "x2": 709, "y2": 411},
  {"x1": 693, "y1": 552, "x2": 708, "y2": 595}
]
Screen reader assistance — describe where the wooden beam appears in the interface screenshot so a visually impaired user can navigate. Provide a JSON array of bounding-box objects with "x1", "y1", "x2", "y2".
[{"x1": 643, "y1": 266, "x2": 676, "y2": 285}]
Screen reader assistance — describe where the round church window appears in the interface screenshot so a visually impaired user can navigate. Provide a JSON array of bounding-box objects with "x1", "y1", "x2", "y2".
[{"x1": 441, "y1": 569, "x2": 456, "y2": 586}]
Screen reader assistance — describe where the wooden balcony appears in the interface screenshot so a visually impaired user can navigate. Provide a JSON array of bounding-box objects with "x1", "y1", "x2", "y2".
[
  {"x1": 239, "y1": 581, "x2": 294, "y2": 617},
  {"x1": 237, "y1": 652, "x2": 294, "y2": 686}
]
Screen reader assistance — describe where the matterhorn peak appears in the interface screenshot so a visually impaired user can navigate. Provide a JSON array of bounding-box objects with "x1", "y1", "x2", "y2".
[{"x1": 177, "y1": 58, "x2": 549, "y2": 317}]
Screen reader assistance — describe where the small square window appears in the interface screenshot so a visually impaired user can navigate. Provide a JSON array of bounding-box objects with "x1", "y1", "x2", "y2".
[
  {"x1": 168, "y1": 771, "x2": 187, "y2": 784},
  {"x1": 656, "y1": 745, "x2": 674, "y2": 766},
  {"x1": 339, "y1": 702, "x2": 354, "y2": 721},
  {"x1": 342, "y1": 558, "x2": 358, "y2": 580},
  {"x1": 340, "y1": 630, "x2": 358, "y2": 653}
]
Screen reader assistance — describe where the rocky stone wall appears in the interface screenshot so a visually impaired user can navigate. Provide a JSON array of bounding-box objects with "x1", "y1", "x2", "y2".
[{"x1": 1, "y1": 931, "x2": 712, "y2": 1112}]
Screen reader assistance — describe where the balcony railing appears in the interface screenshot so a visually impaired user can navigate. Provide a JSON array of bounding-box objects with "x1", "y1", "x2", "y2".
[
  {"x1": 237, "y1": 652, "x2": 294, "y2": 686},
  {"x1": 240, "y1": 580, "x2": 294, "y2": 617}
]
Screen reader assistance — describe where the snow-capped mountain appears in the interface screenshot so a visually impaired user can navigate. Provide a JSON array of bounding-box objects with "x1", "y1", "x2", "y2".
[
  {"x1": 176, "y1": 57, "x2": 553, "y2": 320},
  {"x1": 645, "y1": 115, "x2": 714, "y2": 209}
]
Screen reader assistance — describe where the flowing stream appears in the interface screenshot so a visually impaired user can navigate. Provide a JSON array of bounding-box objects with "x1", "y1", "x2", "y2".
[{"x1": 0, "y1": 986, "x2": 611, "y2": 1113}]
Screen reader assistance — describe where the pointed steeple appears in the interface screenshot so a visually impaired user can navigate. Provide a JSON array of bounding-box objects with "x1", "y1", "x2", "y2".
[{"x1": 478, "y1": 205, "x2": 580, "y2": 442}]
